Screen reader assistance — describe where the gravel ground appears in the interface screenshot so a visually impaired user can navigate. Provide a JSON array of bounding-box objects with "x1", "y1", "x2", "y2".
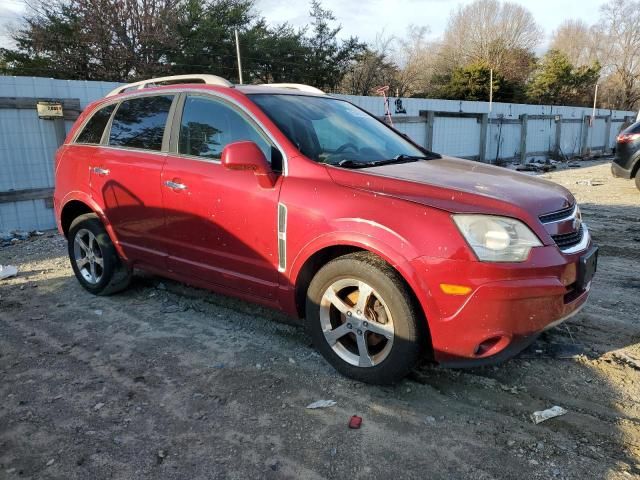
[{"x1": 0, "y1": 160, "x2": 639, "y2": 480}]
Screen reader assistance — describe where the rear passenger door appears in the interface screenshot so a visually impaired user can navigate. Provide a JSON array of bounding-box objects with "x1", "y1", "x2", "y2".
[{"x1": 89, "y1": 94, "x2": 175, "y2": 267}]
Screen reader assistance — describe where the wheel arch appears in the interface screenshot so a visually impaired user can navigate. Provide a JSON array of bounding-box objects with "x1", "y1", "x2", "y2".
[
  {"x1": 631, "y1": 151, "x2": 640, "y2": 178},
  {"x1": 61, "y1": 200, "x2": 95, "y2": 237},
  {"x1": 291, "y1": 240, "x2": 434, "y2": 357},
  {"x1": 59, "y1": 195, "x2": 127, "y2": 260}
]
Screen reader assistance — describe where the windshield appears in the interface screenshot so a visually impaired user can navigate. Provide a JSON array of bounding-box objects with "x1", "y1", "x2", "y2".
[{"x1": 249, "y1": 94, "x2": 435, "y2": 167}]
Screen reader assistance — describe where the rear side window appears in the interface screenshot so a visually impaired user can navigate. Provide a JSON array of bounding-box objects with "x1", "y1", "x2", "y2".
[
  {"x1": 109, "y1": 95, "x2": 173, "y2": 151},
  {"x1": 76, "y1": 104, "x2": 115, "y2": 144},
  {"x1": 178, "y1": 96, "x2": 271, "y2": 160}
]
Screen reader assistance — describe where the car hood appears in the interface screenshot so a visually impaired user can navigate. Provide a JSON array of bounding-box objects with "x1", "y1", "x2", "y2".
[{"x1": 326, "y1": 156, "x2": 574, "y2": 218}]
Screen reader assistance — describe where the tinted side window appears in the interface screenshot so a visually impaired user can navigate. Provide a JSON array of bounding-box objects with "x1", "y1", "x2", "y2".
[
  {"x1": 178, "y1": 96, "x2": 270, "y2": 160},
  {"x1": 109, "y1": 95, "x2": 173, "y2": 151},
  {"x1": 76, "y1": 104, "x2": 115, "y2": 144}
]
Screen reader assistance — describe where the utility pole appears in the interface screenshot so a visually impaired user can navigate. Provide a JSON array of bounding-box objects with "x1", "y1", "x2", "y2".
[
  {"x1": 235, "y1": 29, "x2": 243, "y2": 85},
  {"x1": 591, "y1": 83, "x2": 599, "y2": 126},
  {"x1": 489, "y1": 69, "x2": 493, "y2": 114}
]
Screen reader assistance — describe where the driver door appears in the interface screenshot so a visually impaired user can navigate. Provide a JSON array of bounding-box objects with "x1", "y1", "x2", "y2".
[{"x1": 160, "y1": 94, "x2": 283, "y2": 300}]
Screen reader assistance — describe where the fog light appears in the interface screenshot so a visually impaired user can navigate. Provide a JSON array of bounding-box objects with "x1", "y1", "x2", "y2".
[
  {"x1": 440, "y1": 283, "x2": 472, "y2": 295},
  {"x1": 473, "y1": 336, "x2": 505, "y2": 356}
]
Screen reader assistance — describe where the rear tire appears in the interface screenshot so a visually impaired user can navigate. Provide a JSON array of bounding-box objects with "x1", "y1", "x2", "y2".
[
  {"x1": 305, "y1": 252, "x2": 424, "y2": 384},
  {"x1": 68, "y1": 214, "x2": 131, "y2": 295}
]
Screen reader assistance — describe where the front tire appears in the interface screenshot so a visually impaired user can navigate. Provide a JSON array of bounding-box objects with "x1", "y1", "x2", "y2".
[
  {"x1": 306, "y1": 252, "x2": 425, "y2": 384},
  {"x1": 635, "y1": 173, "x2": 640, "y2": 191},
  {"x1": 68, "y1": 213, "x2": 131, "y2": 295}
]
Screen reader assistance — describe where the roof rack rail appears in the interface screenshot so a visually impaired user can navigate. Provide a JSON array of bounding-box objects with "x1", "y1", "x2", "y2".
[
  {"x1": 259, "y1": 83, "x2": 325, "y2": 95},
  {"x1": 106, "y1": 74, "x2": 232, "y2": 97}
]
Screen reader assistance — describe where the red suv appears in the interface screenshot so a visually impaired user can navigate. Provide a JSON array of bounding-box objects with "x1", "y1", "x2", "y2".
[{"x1": 54, "y1": 75, "x2": 598, "y2": 384}]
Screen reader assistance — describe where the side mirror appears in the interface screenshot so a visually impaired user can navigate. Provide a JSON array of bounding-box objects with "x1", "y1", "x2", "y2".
[{"x1": 221, "y1": 141, "x2": 277, "y2": 188}]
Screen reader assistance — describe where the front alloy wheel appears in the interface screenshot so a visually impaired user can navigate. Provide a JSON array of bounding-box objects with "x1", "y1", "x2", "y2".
[
  {"x1": 306, "y1": 252, "x2": 425, "y2": 384},
  {"x1": 320, "y1": 278, "x2": 395, "y2": 368}
]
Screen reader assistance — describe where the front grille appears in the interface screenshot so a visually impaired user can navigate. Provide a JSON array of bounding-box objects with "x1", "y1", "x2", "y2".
[
  {"x1": 539, "y1": 205, "x2": 575, "y2": 223},
  {"x1": 551, "y1": 224, "x2": 584, "y2": 249}
]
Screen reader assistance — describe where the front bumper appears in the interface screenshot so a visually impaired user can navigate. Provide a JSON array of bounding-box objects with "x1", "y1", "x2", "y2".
[{"x1": 411, "y1": 241, "x2": 595, "y2": 367}]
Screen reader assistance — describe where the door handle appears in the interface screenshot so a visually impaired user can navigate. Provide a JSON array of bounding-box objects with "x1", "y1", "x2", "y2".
[
  {"x1": 92, "y1": 167, "x2": 110, "y2": 176},
  {"x1": 164, "y1": 180, "x2": 188, "y2": 191}
]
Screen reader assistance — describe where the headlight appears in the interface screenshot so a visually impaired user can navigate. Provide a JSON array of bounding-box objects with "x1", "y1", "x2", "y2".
[{"x1": 452, "y1": 215, "x2": 542, "y2": 262}]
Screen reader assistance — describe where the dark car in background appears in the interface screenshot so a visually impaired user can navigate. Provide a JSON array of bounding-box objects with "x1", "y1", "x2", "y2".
[{"x1": 612, "y1": 121, "x2": 640, "y2": 191}]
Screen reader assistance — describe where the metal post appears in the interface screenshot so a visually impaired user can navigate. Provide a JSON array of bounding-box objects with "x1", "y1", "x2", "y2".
[
  {"x1": 519, "y1": 114, "x2": 528, "y2": 164},
  {"x1": 235, "y1": 29, "x2": 243, "y2": 85},
  {"x1": 424, "y1": 111, "x2": 435, "y2": 151},
  {"x1": 581, "y1": 116, "x2": 590, "y2": 156},
  {"x1": 479, "y1": 113, "x2": 488, "y2": 162},
  {"x1": 554, "y1": 115, "x2": 562, "y2": 159},
  {"x1": 53, "y1": 118, "x2": 67, "y2": 148},
  {"x1": 604, "y1": 114, "x2": 612, "y2": 154}
]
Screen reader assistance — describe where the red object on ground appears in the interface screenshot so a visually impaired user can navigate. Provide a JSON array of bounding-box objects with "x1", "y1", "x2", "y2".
[{"x1": 349, "y1": 415, "x2": 362, "y2": 429}]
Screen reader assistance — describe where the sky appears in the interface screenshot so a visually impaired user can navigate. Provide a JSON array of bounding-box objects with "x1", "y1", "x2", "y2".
[
  {"x1": 0, "y1": 0, "x2": 606, "y2": 50},
  {"x1": 255, "y1": 0, "x2": 604, "y2": 46}
]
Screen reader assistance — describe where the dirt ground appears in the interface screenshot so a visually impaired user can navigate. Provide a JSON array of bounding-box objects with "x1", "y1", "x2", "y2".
[{"x1": 1, "y1": 160, "x2": 639, "y2": 480}]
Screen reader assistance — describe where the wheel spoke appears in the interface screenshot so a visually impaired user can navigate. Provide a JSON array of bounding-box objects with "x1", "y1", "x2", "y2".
[
  {"x1": 90, "y1": 261, "x2": 97, "y2": 282},
  {"x1": 88, "y1": 232, "x2": 97, "y2": 252},
  {"x1": 324, "y1": 287, "x2": 352, "y2": 315},
  {"x1": 324, "y1": 323, "x2": 351, "y2": 346},
  {"x1": 355, "y1": 281, "x2": 373, "y2": 313},
  {"x1": 76, "y1": 256, "x2": 90, "y2": 269},
  {"x1": 94, "y1": 256, "x2": 104, "y2": 267},
  {"x1": 75, "y1": 236, "x2": 90, "y2": 254},
  {"x1": 356, "y1": 333, "x2": 373, "y2": 367},
  {"x1": 365, "y1": 321, "x2": 393, "y2": 340}
]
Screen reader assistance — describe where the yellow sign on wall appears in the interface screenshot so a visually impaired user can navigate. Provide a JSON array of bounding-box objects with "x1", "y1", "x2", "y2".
[{"x1": 36, "y1": 101, "x2": 64, "y2": 119}]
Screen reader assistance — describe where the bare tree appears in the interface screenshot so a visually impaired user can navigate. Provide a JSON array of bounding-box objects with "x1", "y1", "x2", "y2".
[
  {"x1": 440, "y1": 0, "x2": 541, "y2": 76},
  {"x1": 596, "y1": 0, "x2": 640, "y2": 110},
  {"x1": 390, "y1": 25, "x2": 439, "y2": 96},
  {"x1": 550, "y1": 19, "x2": 600, "y2": 67},
  {"x1": 341, "y1": 33, "x2": 398, "y2": 95}
]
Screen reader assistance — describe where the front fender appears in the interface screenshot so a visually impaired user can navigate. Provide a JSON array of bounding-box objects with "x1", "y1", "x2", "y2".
[{"x1": 288, "y1": 230, "x2": 439, "y2": 329}]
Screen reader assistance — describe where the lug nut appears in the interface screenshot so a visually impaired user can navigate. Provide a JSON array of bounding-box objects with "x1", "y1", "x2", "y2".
[
  {"x1": 347, "y1": 311, "x2": 352, "y2": 317},
  {"x1": 357, "y1": 310, "x2": 362, "y2": 315},
  {"x1": 347, "y1": 323, "x2": 352, "y2": 329},
  {"x1": 357, "y1": 329, "x2": 363, "y2": 335},
  {"x1": 363, "y1": 321, "x2": 368, "y2": 327}
]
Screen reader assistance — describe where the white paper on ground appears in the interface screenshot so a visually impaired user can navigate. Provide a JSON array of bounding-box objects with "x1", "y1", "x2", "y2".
[
  {"x1": 306, "y1": 400, "x2": 337, "y2": 409},
  {"x1": 531, "y1": 406, "x2": 568, "y2": 424},
  {"x1": 0, "y1": 265, "x2": 18, "y2": 280}
]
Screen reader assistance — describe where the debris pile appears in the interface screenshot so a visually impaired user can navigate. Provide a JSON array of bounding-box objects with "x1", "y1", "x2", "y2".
[{"x1": 1, "y1": 230, "x2": 45, "y2": 247}]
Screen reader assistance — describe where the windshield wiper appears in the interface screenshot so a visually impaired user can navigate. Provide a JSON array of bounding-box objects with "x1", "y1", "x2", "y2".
[
  {"x1": 331, "y1": 154, "x2": 436, "y2": 169},
  {"x1": 334, "y1": 159, "x2": 371, "y2": 168},
  {"x1": 365, "y1": 154, "x2": 431, "y2": 167}
]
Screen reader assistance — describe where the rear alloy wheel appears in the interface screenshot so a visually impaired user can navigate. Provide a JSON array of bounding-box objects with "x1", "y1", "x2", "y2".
[
  {"x1": 306, "y1": 252, "x2": 425, "y2": 384},
  {"x1": 68, "y1": 213, "x2": 131, "y2": 295},
  {"x1": 73, "y1": 228, "x2": 105, "y2": 285}
]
